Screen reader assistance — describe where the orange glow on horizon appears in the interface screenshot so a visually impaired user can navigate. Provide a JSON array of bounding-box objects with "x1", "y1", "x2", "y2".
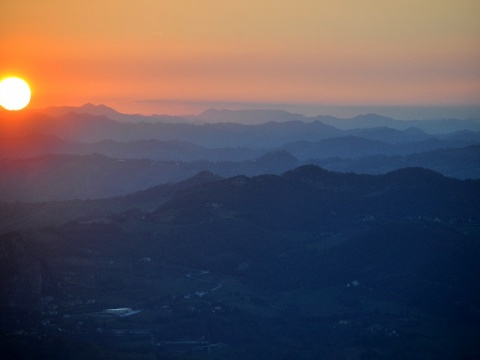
[{"x1": 1, "y1": 0, "x2": 479, "y2": 115}]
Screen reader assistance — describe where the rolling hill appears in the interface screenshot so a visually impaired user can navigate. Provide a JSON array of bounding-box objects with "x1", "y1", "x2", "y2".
[{"x1": 1, "y1": 166, "x2": 479, "y2": 359}]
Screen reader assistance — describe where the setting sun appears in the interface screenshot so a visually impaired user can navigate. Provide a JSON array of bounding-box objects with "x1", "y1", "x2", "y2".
[{"x1": 0, "y1": 77, "x2": 31, "y2": 111}]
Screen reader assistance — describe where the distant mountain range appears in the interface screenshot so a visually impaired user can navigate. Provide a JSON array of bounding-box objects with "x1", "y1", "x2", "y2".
[
  {"x1": 31, "y1": 104, "x2": 480, "y2": 133},
  {"x1": 1, "y1": 144, "x2": 479, "y2": 202},
  {"x1": 1, "y1": 126, "x2": 478, "y2": 161},
  {"x1": 38, "y1": 103, "x2": 184, "y2": 123},
  {"x1": 1, "y1": 105, "x2": 479, "y2": 152},
  {"x1": 3, "y1": 104, "x2": 479, "y2": 141},
  {"x1": 1, "y1": 104, "x2": 479, "y2": 202},
  {"x1": 314, "y1": 145, "x2": 480, "y2": 179},
  {"x1": 0, "y1": 134, "x2": 263, "y2": 161},
  {"x1": 0, "y1": 151, "x2": 298, "y2": 201},
  {"x1": 1, "y1": 110, "x2": 342, "y2": 146}
]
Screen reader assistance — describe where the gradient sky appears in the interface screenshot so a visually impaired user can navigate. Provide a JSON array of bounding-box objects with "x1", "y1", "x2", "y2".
[{"x1": 1, "y1": 0, "x2": 479, "y2": 117}]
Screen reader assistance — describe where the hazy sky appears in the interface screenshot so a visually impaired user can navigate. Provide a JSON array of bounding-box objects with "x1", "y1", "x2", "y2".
[{"x1": 1, "y1": 0, "x2": 479, "y2": 117}]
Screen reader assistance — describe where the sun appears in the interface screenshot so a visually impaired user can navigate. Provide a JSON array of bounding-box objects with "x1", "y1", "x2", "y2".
[{"x1": 0, "y1": 77, "x2": 32, "y2": 111}]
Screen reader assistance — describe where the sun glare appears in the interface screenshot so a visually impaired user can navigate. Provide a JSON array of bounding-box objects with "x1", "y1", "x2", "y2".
[{"x1": 0, "y1": 77, "x2": 32, "y2": 111}]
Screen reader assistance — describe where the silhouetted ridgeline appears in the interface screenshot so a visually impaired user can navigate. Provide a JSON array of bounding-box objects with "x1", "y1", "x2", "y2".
[
  {"x1": 155, "y1": 165, "x2": 480, "y2": 232},
  {"x1": 1, "y1": 145, "x2": 479, "y2": 202},
  {"x1": 2, "y1": 106, "x2": 480, "y2": 147},
  {"x1": 1, "y1": 107, "x2": 479, "y2": 204}
]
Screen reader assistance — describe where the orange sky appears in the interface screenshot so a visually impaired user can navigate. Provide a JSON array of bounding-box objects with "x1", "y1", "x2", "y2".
[{"x1": 1, "y1": 0, "x2": 479, "y2": 117}]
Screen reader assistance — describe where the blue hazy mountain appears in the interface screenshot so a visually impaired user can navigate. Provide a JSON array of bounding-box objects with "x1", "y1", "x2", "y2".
[
  {"x1": 2, "y1": 144, "x2": 479, "y2": 202},
  {"x1": 194, "y1": 108, "x2": 310, "y2": 124},
  {"x1": 40, "y1": 104, "x2": 479, "y2": 132},
  {"x1": 2, "y1": 107, "x2": 479, "y2": 161},
  {"x1": 0, "y1": 151, "x2": 299, "y2": 201},
  {"x1": 313, "y1": 145, "x2": 480, "y2": 179},
  {"x1": 1, "y1": 129, "x2": 478, "y2": 164},
  {"x1": 316, "y1": 112, "x2": 480, "y2": 133},
  {"x1": 14, "y1": 105, "x2": 480, "y2": 143},
  {"x1": 40, "y1": 103, "x2": 184, "y2": 123}
]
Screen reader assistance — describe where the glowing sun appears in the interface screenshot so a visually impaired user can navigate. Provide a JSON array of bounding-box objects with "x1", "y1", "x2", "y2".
[{"x1": 0, "y1": 77, "x2": 31, "y2": 111}]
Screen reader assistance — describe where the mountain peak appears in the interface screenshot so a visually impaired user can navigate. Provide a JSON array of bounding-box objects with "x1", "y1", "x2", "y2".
[
  {"x1": 384, "y1": 167, "x2": 447, "y2": 181},
  {"x1": 282, "y1": 164, "x2": 340, "y2": 182},
  {"x1": 79, "y1": 103, "x2": 117, "y2": 112},
  {"x1": 195, "y1": 108, "x2": 306, "y2": 124},
  {"x1": 37, "y1": 103, "x2": 120, "y2": 119}
]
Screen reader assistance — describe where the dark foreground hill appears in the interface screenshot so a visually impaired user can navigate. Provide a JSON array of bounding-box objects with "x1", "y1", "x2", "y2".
[{"x1": 1, "y1": 166, "x2": 479, "y2": 359}]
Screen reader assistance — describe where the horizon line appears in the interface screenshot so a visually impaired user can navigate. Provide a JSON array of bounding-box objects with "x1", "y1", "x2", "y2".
[{"x1": 30, "y1": 100, "x2": 480, "y2": 121}]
